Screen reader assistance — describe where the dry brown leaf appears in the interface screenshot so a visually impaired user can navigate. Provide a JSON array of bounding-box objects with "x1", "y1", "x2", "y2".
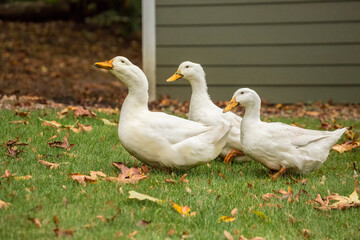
[
  {"x1": 231, "y1": 208, "x2": 238, "y2": 216},
  {"x1": 2, "y1": 144, "x2": 22, "y2": 158},
  {"x1": 53, "y1": 227, "x2": 74, "y2": 237},
  {"x1": 0, "y1": 200, "x2": 11, "y2": 209},
  {"x1": 135, "y1": 220, "x2": 151, "y2": 228},
  {"x1": 1, "y1": 169, "x2": 14, "y2": 180},
  {"x1": 70, "y1": 122, "x2": 93, "y2": 133},
  {"x1": 167, "y1": 229, "x2": 176, "y2": 237},
  {"x1": 261, "y1": 193, "x2": 279, "y2": 201},
  {"x1": 179, "y1": 174, "x2": 188, "y2": 183},
  {"x1": 111, "y1": 162, "x2": 148, "y2": 184},
  {"x1": 164, "y1": 178, "x2": 176, "y2": 184},
  {"x1": 69, "y1": 173, "x2": 97, "y2": 186},
  {"x1": 128, "y1": 231, "x2": 138, "y2": 239},
  {"x1": 37, "y1": 159, "x2": 60, "y2": 170},
  {"x1": 224, "y1": 230, "x2": 234, "y2": 240},
  {"x1": 73, "y1": 106, "x2": 97, "y2": 118},
  {"x1": 332, "y1": 141, "x2": 360, "y2": 153},
  {"x1": 217, "y1": 170, "x2": 227, "y2": 179},
  {"x1": 39, "y1": 118, "x2": 62, "y2": 128},
  {"x1": 185, "y1": 186, "x2": 192, "y2": 193},
  {"x1": 10, "y1": 120, "x2": 29, "y2": 125},
  {"x1": 90, "y1": 171, "x2": 107, "y2": 178},
  {"x1": 48, "y1": 136, "x2": 74, "y2": 151},
  {"x1": 314, "y1": 188, "x2": 360, "y2": 211},
  {"x1": 28, "y1": 218, "x2": 42, "y2": 228},
  {"x1": 15, "y1": 109, "x2": 30, "y2": 118}
]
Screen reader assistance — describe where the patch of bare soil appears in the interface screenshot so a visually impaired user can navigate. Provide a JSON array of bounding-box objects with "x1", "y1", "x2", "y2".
[{"x1": 0, "y1": 20, "x2": 141, "y2": 106}]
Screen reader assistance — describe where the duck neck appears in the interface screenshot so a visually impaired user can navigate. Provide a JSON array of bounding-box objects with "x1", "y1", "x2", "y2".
[
  {"x1": 242, "y1": 101, "x2": 261, "y2": 125},
  {"x1": 120, "y1": 71, "x2": 149, "y2": 118},
  {"x1": 189, "y1": 75, "x2": 216, "y2": 109}
]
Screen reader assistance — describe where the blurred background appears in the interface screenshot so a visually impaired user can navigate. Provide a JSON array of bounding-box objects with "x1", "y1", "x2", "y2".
[{"x1": 0, "y1": 0, "x2": 141, "y2": 107}]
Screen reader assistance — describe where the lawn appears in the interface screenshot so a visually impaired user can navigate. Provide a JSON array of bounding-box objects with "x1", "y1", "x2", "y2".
[{"x1": 0, "y1": 108, "x2": 359, "y2": 240}]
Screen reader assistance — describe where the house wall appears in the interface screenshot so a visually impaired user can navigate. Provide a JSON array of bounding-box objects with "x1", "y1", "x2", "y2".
[{"x1": 155, "y1": 0, "x2": 360, "y2": 103}]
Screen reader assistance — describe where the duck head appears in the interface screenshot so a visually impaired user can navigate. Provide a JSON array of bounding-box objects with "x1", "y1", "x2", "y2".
[
  {"x1": 94, "y1": 56, "x2": 148, "y2": 90},
  {"x1": 223, "y1": 88, "x2": 260, "y2": 112},
  {"x1": 167, "y1": 61, "x2": 206, "y2": 83}
]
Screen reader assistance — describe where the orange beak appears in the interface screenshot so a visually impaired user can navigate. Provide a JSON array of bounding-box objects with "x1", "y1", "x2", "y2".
[
  {"x1": 166, "y1": 70, "x2": 184, "y2": 82},
  {"x1": 223, "y1": 97, "x2": 239, "y2": 113},
  {"x1": 94, "y1": 59, "x2": 114, "y2": 70}
]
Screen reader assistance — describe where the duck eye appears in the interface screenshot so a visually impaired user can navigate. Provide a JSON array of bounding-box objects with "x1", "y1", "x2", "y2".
[
  {"x1": 121, "y1": 60, "x2": 125, "y2": 63},
  {"x1": 241, "y1": 92, "x2": 244, "y2": 94},
  {"x1": 185, "y1": 66, "x2": 189, "y2": 68}
]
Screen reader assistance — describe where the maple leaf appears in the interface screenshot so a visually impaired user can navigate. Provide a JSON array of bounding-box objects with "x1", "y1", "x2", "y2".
[
  {"x1": 111, "y1": 162, "x2": 147, "y2": 184},
  {"x1": 69, "y1": 173, "x2": 97, "y2": 186},
  {"x1": 48, "y1": 136, "x2": 74, "y2": 151},
  {"x1": 218, "y1": 216, "x2": 235, "y2": 222},
  {"x1": 37, "y1": 159, "x2": 60, "y2": 170},
  {"x1": 332, "y1": 141, "x2": 360, "y2": 153},
  {"x1": 0, "y1": 200, "x2": 11, "y2": 209}
]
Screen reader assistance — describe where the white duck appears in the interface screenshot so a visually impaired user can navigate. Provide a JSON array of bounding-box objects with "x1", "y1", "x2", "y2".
[
  {"x1": 224, "y1": 88, "x2": 346, "y2": 179},
  {"x1": 94, "y1": 56, "x2": 231, "y2": 170},
  {"x1": 167, "y1": 61, "x2": 251, "y2": 163}
]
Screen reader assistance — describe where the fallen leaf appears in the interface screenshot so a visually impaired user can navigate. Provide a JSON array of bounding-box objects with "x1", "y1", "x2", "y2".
[
  {"x1": 128, "y1": 191, "x2": 164, "y2": 204},
  {"x1": 164, "y1": 178, "x2": 176, "y2": 184},
  {"x1": 101, "y1": 118, "x2": 117, "y2": 126},
  {"x1": 261, "y1": 193, "x2": 279, "y2": 201},
  {"x1": 185, "y1": 186, "x2": 192, "y2": 193},
  {"x1": 128, "y1": 230, "x2": 137, "y2": 239},
  {"x1": 89, "y1": 171, "x2": 107, "y2": 178},
  {"x1": 15, "y1": 109, "x2": 30, "y2": 118},
  {"x1": 135, "y1": 220, "x2": 151, "y2": 228},
  {"x1": 217, "y1": 170, "x2": 227, "y2": 179},
  {"x1": 224, "y1": 230, "x2": 234, "y2": 240},
  {"x1": 170, "y1": 201, "x2": 192, "y2": 217},
  {"x1": 37, "y1": 159, "x2": 60, "y2": 170},
  {"x1": 231, "y1": 208, "x2": 238, "y2": 216},
  {"x1": 28, "y1": 218, "x2": 42, "y2": 228},
  {"x1": 1, "y1": 169, "x2": 14, "y2": 180},
  {"x1": 252, "y1": 210, "x2": 270, "y2": 222},
  {"x1": 218, "y1": 216, "x2": 235, "y2": 222},
  {"x1": 53, "y1": 227, "x2": 74, "y2": 237},
  {"x1": 48, "y1": 136, "x2": 74, "y2": 151},
  {"x1": 73, "y1": 106, "x2": 97, "y2": 118},
  {"x1": 314, "y1": 187, "x2": 360, "y2": 211},
  {"x1": 167, "y1": 229, "x2": 176, "y2": 237},
  {"x1": 69, "y1": 173, "x2": 97, "y2": 186},
  {"x1": 111, "y1": 162, "x2": 148, "y2": 184},
  {"x1": 39, "y1": 118, "x2": 63, "y2": 128},
  {"x1": 303, "y1": 229, "x2": 310, "y2": 239},
  {"x1": 180, "y1": 174, "x2": 188, "y2": 183},
  {"x1": 70, "y1": 122, "x2": 93, "y2": 133},
  {"x1": 332, "y1": 141, "x2": 360, "y2": 153},
  {"x1": 0, "y1": 200, "x2": 11, "y2": 209},
  {"x1": 10, "y1": 120, "x2": 29, "y2": 125},
  {"x1": 14, "y1": 175, "x2": 32, "y2": 180},
  {"x1": 2, "y1": 144, "x2": 22, "y2": 158}
]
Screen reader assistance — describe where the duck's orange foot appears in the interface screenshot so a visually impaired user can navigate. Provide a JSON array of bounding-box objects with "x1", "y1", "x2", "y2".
[
  {"x1": 224, "y1": 150, "x2": 246, "y2": 164},
  {"x1": 270, "y1": 167, "x2": 287, "y2": 181}
]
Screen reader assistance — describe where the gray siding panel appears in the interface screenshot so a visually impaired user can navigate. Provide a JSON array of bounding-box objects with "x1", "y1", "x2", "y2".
[
  {"x1": 157, "y1": 23, "x2": 360, "y2": 45},
  {"x1": 155, "y1": 0, "x2": 360, "y2": 103},
  {"x1": 157, "y1": 2, "x2": 360, "y2": 25},
  {"x1": 157, "y1": 66, "x2": 360, "y2": 85},
  {"x1": 157, "y1": 45, "x2": 360, "y2": 65},
  {"x1": 157, "y1": 85, "x2": 360, "y2": 103}
]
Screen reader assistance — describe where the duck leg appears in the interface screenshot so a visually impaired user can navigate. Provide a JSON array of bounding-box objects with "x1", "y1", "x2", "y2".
[
  {"x1": 224, "y1": 150, "x2": 246, "y2": 164},
  {"x1": 270, "y1": 167, "x2": 287, "y2": 181}
]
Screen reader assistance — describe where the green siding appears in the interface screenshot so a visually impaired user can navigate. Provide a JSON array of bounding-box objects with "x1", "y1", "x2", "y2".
[{"x1": 155, "y1": 0, "x2": 360, "y2": 103}]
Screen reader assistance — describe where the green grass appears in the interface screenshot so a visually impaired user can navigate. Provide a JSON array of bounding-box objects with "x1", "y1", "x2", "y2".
[{"x1": 0, "y1": 109, "x2": 359, "y2": 240}]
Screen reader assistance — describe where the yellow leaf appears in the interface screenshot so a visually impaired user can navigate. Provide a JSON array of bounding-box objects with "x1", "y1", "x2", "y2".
[
  {"x1": 128, "y1": 191, "x2": 164, "y2": 204},
  {"x1": 101, "y1": 118, "x2": 117, "y2": 126},
  {"x1": 218, "y1": 216, "x2": 235, "y2": 222},
  {"x1": 14, "y1": 175, "x2": 32, "y2": 180},
  {"x1": 170, "y1": 201, "x2": 191, "y2": 217}
]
